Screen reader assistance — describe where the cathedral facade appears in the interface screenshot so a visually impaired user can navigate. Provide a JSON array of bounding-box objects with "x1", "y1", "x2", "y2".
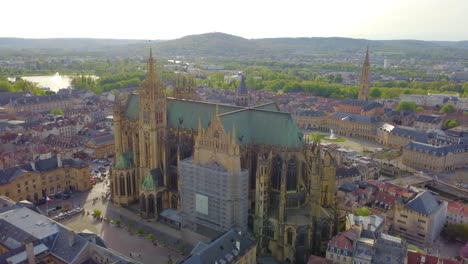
[{"x1": 110, "y1": 50, "x2": 337, "y2": 263}]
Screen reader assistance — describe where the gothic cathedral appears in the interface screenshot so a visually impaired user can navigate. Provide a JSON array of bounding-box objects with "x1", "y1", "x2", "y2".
[{"x1": 111, "y1": 50, "x2": 337, "y2": 263}]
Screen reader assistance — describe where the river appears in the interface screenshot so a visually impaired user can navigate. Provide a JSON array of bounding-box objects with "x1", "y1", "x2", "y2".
[{"x1": 21, "y1": 72, "x2": 73, "y2": 93}]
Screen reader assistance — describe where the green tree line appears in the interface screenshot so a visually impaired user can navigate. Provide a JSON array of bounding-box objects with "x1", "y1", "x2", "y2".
[{"x1": 0, "y1": 77, "x2": 46, "y2": 95}]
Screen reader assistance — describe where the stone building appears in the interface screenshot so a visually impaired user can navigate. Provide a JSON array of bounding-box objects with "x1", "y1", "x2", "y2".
[
  {"x1": 4, "y1": 94, "x2": 74, "y2": 116},
  {"x1": 358, "y1": 48, "x2": 370, "y2": 101},
  {"x1": 376, "y1": 123, "x2": 428, "y2": 150},
  {"x1": 392, "y1": 191, "x2": 447, "y2": 247},
  {"x1": 179, "y1": 111, "x2": 249, "y2": 233},
  {"x1": 235, "y1": 73, "x2": 249, "y2": 106},
  {"x1": 402, "y1": 141, "x2": 468, "y2": 172},
  {"x1": 413, "y1": 114, "x2": 442, "y2": 131},
  {"x1": 0, "y1": 196, "x2": 137, "y2": 264},
  {"x1": 327, "y1": 113, "x2": 381, "y2": 141},
  {"x1": 0, "y1": 153, "x2": 90, "y2": 202},
  {"x1": 110, "y1": 50, "x2": 337, "y2": 263},
  {"x1": 180, "y1": 229, "x2": 256, "y2": 264},
  {"x1": 84, "y1": 134, "x2": 115, "y2": 158}
]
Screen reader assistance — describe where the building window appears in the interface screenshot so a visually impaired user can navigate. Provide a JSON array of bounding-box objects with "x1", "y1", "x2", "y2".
[
  {"x1": 271, "y1": 155, "x2": 283, "y2": 190},
  {"x1": 399, "y1": 227, "x2": 406, "y2": 231},
  {"x1": 397, "y1": 220, "x2": 406, "y2": 224},
  {"x1": 400, "y1": 214, "x2": 408, "y2": 218},
  {"x1": 418, "y1": 219, "x2": 426, "y2": 224},
  {"x1": 287, "y1": 229, "x2": 293, "y2": 245},
  {"x1": 417, "y1": 233, "x2": 425, "y2": 237}
]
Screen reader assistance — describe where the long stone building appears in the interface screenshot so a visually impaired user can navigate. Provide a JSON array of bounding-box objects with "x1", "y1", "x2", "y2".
[{"x1": 110, "y1": 50, "x2": 337, "y2": 263}]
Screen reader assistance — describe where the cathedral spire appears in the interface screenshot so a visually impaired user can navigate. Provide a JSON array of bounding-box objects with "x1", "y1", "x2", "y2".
[
  {"x1": 364, "y1": 46, "x2": 369, "y2": 64},
  {"x1": 358, "y1": 47, "x2": 370, "y2": 101},
  {"x1": 147, "y1": 48, "x2": 156, "y2": 82}
]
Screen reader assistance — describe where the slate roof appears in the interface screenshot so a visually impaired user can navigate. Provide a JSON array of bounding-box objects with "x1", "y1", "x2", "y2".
[
  {"x1": 181, "y1": 229, "x2": 256, "y2": 264},
  {"x1": 0, "y1": 219, "x2": 36, "y2": 249},
  {"x1": 391, "y1": 126, "x2": 428, "y2": 142},
  {"x1": 295, "y1": 109, "x2": 326, "y2": 117},
  {"x1": 414, "y1": 115, "x2": 442, "y2": 124},
  {"x1": 11, "y1": 94, "x2": 71, "y2": 106},
  {"x1": 90, "y1": 134, "x2": 114, "y2": 146},
  {"x1": 404, "y1": 191, "x2": 441, "y2": 215},
  {"x1": 0, "y1": 167, "x2": 26, "y2": 185},
  {"x1": 34, "y1": 156, "x2": 59, "y2": 172},
  {"x1": 0, "y1": 201, "x2": 138, "y2": 264},
  {"x1": 405, "y1": 141, "x2": 468, "y2": 156},
  {"x1": 336, "y1": 167, "x2": 360, "y2": 179},
  {"x1": 340, "y1": 99, "x2": 383, "y2": 112},
  {"x1": 62, "y1": 159, "x2": 87, "y2": 169},
  {"x1": 331, "y1": 112, "x2": 381, "y2": 124}
]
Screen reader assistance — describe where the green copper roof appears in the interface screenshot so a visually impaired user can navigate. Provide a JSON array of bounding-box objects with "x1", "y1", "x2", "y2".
[
  {"x1": 167, "y1": 98, "x2": 240, "y2": 130},
  {"x1": 114, "y1": 151, "x2": 133, "y2": 169},
  {"x1": 251, "y1": 102, "x2": 280, "y2": 112},
  {"x1": 219, "y1": 108, "x2": 303, "y2": 148},
  {"x1": 125, "y1": 93, "x2": 140, "y2": 120},
  {"x1": 123, "y1": 95, "x2": 303, "y2": 148},
  {"x1": 141, "y1": 168, "x2": 164, "y2": 191}
]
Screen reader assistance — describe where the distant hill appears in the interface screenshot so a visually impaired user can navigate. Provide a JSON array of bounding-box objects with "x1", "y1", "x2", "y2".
[{"x1": 0, "y1": 33, "x2": 467, "y2": 60}]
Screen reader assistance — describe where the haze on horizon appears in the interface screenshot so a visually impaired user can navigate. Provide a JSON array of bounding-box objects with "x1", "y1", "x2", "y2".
[{"x1": 1, "y1": 0, "x2": 467, "y2": 41}]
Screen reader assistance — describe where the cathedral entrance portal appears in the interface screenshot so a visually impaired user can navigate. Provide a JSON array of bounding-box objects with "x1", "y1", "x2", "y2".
[{"x1": 148, "y1": 194, "x2": 155, "y2": 218}]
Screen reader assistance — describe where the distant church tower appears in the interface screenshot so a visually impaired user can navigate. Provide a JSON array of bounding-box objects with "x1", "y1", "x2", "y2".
[
  {"x1": 235, "y1": 73, "x2": 248, "y2": 106},
  {"x1": 358, "y1": 48, "x2": 370, "y2": 101}
]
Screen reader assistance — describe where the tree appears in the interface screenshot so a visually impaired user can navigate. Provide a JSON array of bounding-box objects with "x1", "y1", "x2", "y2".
[
  {"x1": 443, "y1": 224, "x2": 468, "y2": 242},
  {"x1": 370, "y1": 88, "x2": 382, "y2": 98},
  {"x1": 439, "y1": 104, "x2": 456, "y2": 113},
  {"x1": 137, "y1": 227, "x2": 144, "y2": 236},
  {"x1": 146, "y1": 233, "x2": 154, "y2": 240},
  {"x1": 51, "y1": 108, "x2": 64, "y2": 115},
  {"x1": 396, "y1": 101, "x2": 417, "y2": 113},
  {"x1": 416, "y1": 106, "x2": 424, "y2": 112},
  {"x1": 93, "y1": 209, "x2": 101, "y2": 218},
  {"x1": 443, "y1": 119, "x2": 459, "y2": 129},
  {"x1": 310, "y1": 132, "x2": 323, "y2": 143},
  {"x1": 355, "y1": 207, "x2": 371, "y2": 216},
  {"x1": 114, "y1": 218, "x2": 121, "y2": 227}
]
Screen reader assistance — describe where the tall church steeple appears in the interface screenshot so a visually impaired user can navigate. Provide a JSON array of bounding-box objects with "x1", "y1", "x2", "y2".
[
  {"x1": 358, "y1": 47, "x2": 370, "y2": 101},
  {"x1": 141, "y1": 48, "x2": 164, "y2": 99},
  {"x1": 235, "y1": 73, "x2": 248, "y2": 106}
]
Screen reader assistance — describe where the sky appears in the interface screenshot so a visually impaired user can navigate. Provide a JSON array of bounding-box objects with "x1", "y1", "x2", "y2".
[{"x1": 1, "y1": 0, "x2": 467, "y2": 41}]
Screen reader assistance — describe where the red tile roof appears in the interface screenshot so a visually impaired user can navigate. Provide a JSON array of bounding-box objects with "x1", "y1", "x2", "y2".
[{"x1": 407, "y1": 251, "x2": 460, "y2": 264}]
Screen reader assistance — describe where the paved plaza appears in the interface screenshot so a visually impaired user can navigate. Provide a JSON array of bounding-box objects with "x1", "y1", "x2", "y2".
[{"x1": 38, "y1": 181, "x2": 187, "y2": 264}]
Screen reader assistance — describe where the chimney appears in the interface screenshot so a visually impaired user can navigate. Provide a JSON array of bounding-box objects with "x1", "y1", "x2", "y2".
[
  {"x1": 25, "y1": 242, "x2": 35, "y2": 264},
  {"x1": 57, "y1": 153, "x2": 62, "y2": 168},
  {"x1": 421, "y1": 255, "x2": 426, "y2": 263},
  {"x1": 367, "y1": 223, "x2": 372, "y2": 230},
  {"x1": 68, "y1": 230, "x2": 75, "y2": 247},
  {"x1": 30, "y1": 161, "x2": 36, "y2": 171}
]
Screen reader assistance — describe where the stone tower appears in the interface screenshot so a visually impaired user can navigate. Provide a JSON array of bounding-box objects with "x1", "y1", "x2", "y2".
[
  {"x1": 358, "y1": 47, "x2": 370, "y2": 101},
  {"x1": 235, "y1": 73, "x2": 248, "y2": 106},
  {"x1": 138, "y1": 48, "x2": 167, "y2": 182}
]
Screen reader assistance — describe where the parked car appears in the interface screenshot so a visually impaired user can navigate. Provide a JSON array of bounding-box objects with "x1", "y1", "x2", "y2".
[
  {"x1": 54, "y1": 193, "x2": 62, "y2": 199},
  {"x1": 62, "y1": 194, "x2": 71, "y2": 200}
]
